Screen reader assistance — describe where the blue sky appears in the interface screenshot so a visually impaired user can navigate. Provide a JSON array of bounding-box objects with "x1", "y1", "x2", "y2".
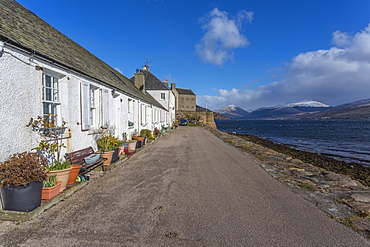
[{"x1": 16, "y1": 0, "x2": 370, "y2": 111}]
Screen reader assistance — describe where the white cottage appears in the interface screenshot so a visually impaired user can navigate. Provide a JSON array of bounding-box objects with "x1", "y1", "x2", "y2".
[
  {"x1": 131, "y1": 65, "x2": 176, "y2": 127},
  {"x1": 0, "y1": 1, "x2": 170, "y2": 161}
]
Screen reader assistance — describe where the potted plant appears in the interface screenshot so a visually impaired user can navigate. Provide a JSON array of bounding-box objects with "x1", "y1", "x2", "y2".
[
  {"x1": 67, "y1": 164, "x2": 83, "y2": 185},
  {"x1": 0, "y1": 152, "x2": 47, "y2": 212},
  {"x1": 117, "y1": 140, "x2": 128, "y2": 156},
  {"x1": 127, "y1": 140, "x2": 137, "y2": 152},
  {"x1": 132, "y1": 136, "x2": 144, "y2": 148},
  {"x1": 96, "y1": 126, "x2": 120, "y2": 166},
  {"x1": 140, "y1": 129, "x2": 153, "y2": 145},
  {"x1": 46, "y1": 160, "x2": 71, "y2": 192},
  {"x1": 41, "y1": 175, "x2": 62, "y2": 201}
]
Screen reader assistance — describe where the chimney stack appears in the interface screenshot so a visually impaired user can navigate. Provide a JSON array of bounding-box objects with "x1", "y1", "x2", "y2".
[
  {"x1": 134, "y1": 70, "x2": 145, "y2": 93},
  {"x1": 163, "y1": 80, "x2": 169, "y2": 87}
]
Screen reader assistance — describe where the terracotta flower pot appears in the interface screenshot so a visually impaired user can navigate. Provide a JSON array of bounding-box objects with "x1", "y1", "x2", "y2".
[
  {"x1": 133, "y1": 136, "x2": 145, "y2": 142},
  {"x1": 42, "y1": 181, "x2": 62, "y2": 201},
  {"x1": 101, "y1": 151, "x2": 114, "y2": 166},
  {"x1": 47, "y1": 167, "x2": 72, "y2": 192},
  {"x1": 67, "y1": 164, "x2": 83, "y2": 185}
]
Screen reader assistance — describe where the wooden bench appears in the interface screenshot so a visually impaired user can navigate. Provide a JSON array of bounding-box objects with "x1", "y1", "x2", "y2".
[{"x1": 65, "y1": 147, "x2": 106, "y2": 175}]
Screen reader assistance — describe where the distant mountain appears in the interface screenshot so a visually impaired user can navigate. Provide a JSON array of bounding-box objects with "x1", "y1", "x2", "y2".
[
  {"x1": 215, "y1": 100, "x2": 331, "y2": 120},
  {"x1": 196, "y1": 105, "x2": 230, "y2": 120},
  {"x1": 302, "y1": 99, "x2": 370, "y2": 119},
  {"x1": 249, "y1": 100, "x2": 331, "y2": 119},
  {"x1": 214, "y1": 99, "x2": 370, "y2": 120},
  {"x1": 283, "y1": 101, "x2": 330, "y2": 108},
  {"x1": 214, "y1": 105, "x2": 250, "y2": 119}
]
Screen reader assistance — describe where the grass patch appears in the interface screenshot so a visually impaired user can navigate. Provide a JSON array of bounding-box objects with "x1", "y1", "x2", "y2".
[
  {"x1": 256, "y1": 152, "x2": 266, "y2": 161},
  {"x1": 297, "y1": 183, "x2": 311, "y2": 189}
]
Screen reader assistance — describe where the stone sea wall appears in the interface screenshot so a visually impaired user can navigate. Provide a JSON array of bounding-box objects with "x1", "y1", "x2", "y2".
[{"x1": 176, "y1": 111, "x2": 217, "y2": 128}]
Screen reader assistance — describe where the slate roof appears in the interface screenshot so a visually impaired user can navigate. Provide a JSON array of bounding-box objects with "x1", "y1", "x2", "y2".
[
  {"x1": 130, "y1": 70, "x2": 169, "y2": 90},
  {"x1": 177, "y1": 88, "x2": 195, "y2": 96},
  {"x1": 0, "y1": 0, "x2": 165, "y2": 110}
]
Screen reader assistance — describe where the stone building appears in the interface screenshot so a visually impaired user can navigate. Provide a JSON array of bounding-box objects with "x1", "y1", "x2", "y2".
[{"x1": 171, "y1": 84, "x2": 196, "y2": 112}]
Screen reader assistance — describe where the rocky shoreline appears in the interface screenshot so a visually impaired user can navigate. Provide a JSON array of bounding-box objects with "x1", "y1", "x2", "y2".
[
  {"x1": 232, "y1": 133, "x2": 370, "y2": 187},
  {"x1": 205, "y1": 126, "x2": 370, "y2": 238}
]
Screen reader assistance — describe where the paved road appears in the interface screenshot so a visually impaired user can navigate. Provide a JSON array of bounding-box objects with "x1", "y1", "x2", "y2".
[{"x1": 0, "y1": 127, "x2": 368, "y2": 246}]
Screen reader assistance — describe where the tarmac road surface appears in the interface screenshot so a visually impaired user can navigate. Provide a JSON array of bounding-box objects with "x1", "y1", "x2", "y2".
[{"x1": 0, "y1": 127, "x2": 368, "y2": 246}]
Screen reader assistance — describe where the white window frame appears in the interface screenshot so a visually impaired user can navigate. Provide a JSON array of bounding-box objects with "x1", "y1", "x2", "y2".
[
  {"x1": 81, "y1": 81, "x2": 90, "y2": 130},
  {"x1": 89, "y1": 86, "x2": 98, "y2": 127},
  {"x1": 101, "y1": 89, "x2": 109, "y2": 127},
  {"x1": 160, "y1": 93, "x2": 165, "y2": 100},
  {"x1": 42, "y1": 72, "x2": 61, "y2": 123}
]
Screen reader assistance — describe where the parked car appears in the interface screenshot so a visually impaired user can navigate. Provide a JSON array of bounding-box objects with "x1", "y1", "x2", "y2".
[{"x1": 179, "y1": 119, "x2": 188, "y2": 126}]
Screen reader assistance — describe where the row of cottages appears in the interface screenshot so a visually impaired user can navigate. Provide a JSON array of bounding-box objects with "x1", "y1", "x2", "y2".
[
  {"x1": 131, "y1": 65, "x2": 197, "y2": 117},
  {"x1": 0, "y1": 1, "x2": 178, "y2": 162}
]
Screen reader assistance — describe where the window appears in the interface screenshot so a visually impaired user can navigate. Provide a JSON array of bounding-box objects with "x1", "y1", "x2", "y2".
[
  {"x1": 81, "y1": 83, "x2": 100, "y2": 130},
  {"x1": 89, "y1": 86, "x2": 97, "y2": 126},
  {"x1": 102, "y1": 89, "x2": 109, "y2": 127},
  {"x1": 43, "y1": 73, "x2": 60, "y2": 120},
  {"x1": 160, "y1": 93, "x2": 165, "y2": 100}
]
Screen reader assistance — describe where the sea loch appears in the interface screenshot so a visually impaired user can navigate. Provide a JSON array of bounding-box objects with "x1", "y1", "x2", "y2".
[{"x1": 215, "y1": 119, "x2": 370, "y2": 166}]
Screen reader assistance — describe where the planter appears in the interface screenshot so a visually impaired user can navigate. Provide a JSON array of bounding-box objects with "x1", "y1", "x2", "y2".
[
  {"x1": 1, "y1": 181, "x2": 43, "y2": 212},
  {"x1": 47, "y1": 167, "x2": 72, "y2": 192},
  {"x1": 112, "y1": 148, "x2": 119, "y2": 163},
  {"x1": 135, "y1": 140, "x2": 142, "y2": 149},
  {"x1": 101, "y1": 151, "x2": 114, "y2": 166},
  {"x1": 118, "y1": 143, "x2": 128, "y2": 156},
  {"x1": 67, "y1": 164, "x2": 83, "y2": 185},
  {"x1": 128, "y1": 141, "x2": 136, "y2": 151},
  {"x1": 41, "y1": 181, "x2": 62, "y2": 201},
  {"x1": 118, "y1": 146, "x2": 124, "y2": 156},
  {"x1": 132, "y1": 136, "x2": 145, "y2": 142}
]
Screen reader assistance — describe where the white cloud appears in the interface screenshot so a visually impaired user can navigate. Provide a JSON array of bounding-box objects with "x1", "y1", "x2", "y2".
[
  {"x1": 163, "y1": 74, "x2": 176, "y2": 83},
  {"x1": 114, "y1": 67, "x2": 123, "y2": 74},
  {"x1": 199, "y1": 24, "x2": 370, "y2": 111},
  {"x1": 331, "y1": 30, "x2": 352, "y2": 47},
  {"x1": 195, "y1": 8, "x2": 253, "y2": 66}
]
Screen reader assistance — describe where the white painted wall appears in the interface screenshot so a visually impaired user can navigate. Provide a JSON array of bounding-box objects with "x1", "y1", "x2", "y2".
[
  {"x1": 147, "y1": 89, "x2": 176, "y2": 127},
  {"x1": 0, "y1": 44, "x2": 167, "y2": 162}
]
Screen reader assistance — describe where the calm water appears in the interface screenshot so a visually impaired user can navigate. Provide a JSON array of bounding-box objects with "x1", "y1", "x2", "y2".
[{"x1": 215, "y1": 119, "x2": 370, "y2": 166}]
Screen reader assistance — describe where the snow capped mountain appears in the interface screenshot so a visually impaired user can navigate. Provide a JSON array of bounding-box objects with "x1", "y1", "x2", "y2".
[
  {"x1": 214, "y1": 99, "x2": 370, "y2": 120},
  {"x1": 215, "y1": 105, "x2": 250, "y2": 119},
  {"x1": 215, "y1": 100, "x2": 330, "y2": 120},
  {"x1": 283, "y1": 100, "x2": 330, "y2": 108},
  {"x1": 215, "y1": 105, "x2": 238, "y2": 113}
]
